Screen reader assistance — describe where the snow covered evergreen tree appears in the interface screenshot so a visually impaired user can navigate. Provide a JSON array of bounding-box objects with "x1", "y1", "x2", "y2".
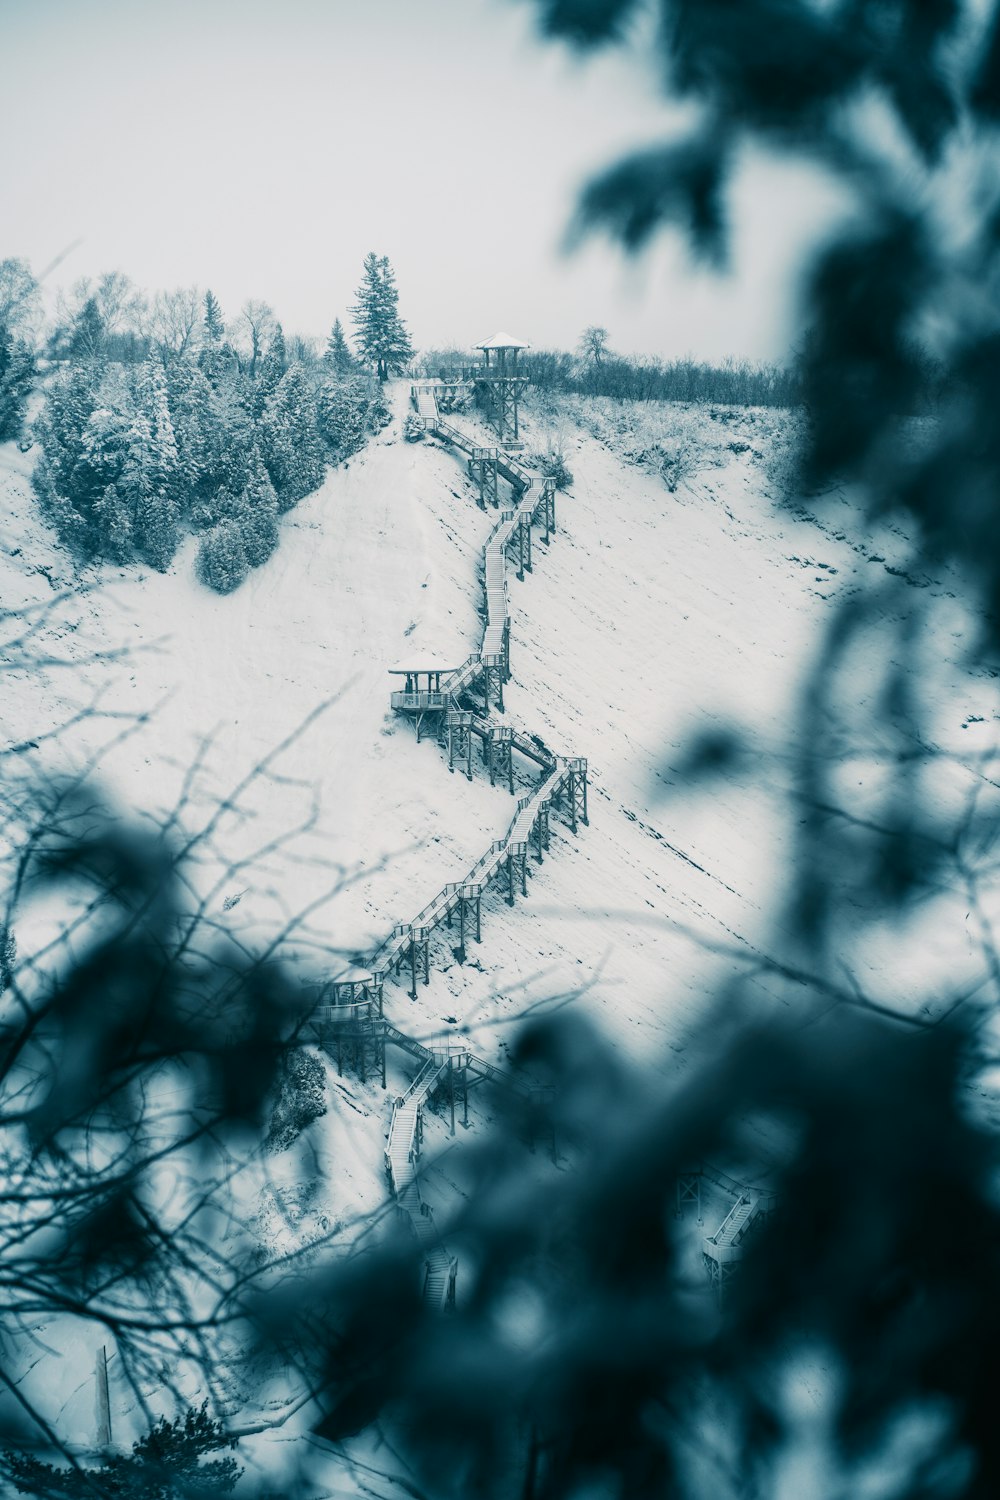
[
  {"x1": 197, "y1": 519, "x2": 249, "y2": 593},
  {"x1": 93, "y1": 480, "x2": 133, "y2": 561},
  {"x1": 240, "y1": 450, "x2": 280, "y2": 566},
  {"x1": 129, "y1": 361, "x2": 180, "y2": 569},
  {"x1": 324, "y1": 317, "x2": 354, "y2": 375},
  {"x1": 261, "y1": 365, "x2": 326, "y2": 508},
  {"x1": 67, "y1": 296, "x2": 106, "y2": 362},
  {"x1": 317, "y1": 375, "x2": 390, "y2": 463},
  {"x1": 203, "y1": 289, "x2": 225, "y2": 344},
  {"x1": 351, "y1": 253, "x2": 413, "y2": 381},
  {"x1": 0, "y1": 322, "x2": 35, "y2": 443}
]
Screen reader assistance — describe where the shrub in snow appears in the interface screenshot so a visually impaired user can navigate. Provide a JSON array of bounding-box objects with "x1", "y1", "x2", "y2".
[
  {"x1": 404, "y1": 413, "x2": 425, "y2": 442},
  {"x1": 197, "y1": 520, "x2": 249, "y2": 593},
  {"x1": 264, "y1": 1049, "x2": 327, "y2": 1154},
  {"x1": 536, "y1": 449, "x2": 574, "y2": 490}
]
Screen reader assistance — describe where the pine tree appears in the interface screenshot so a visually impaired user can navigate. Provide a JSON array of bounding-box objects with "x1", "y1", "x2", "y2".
[
  {"x1": 7, "y1": 1400, "x2": 241, "y2": 1496},
  {"x1": 0, "y1": 322, "x2": 35, "y2": 443},
  {"x1": 197, "y1": 520, "x2": 249, "y2": 593},
  {"x1": 261, "y1": 365, "x2": 325, "y2": 509},
  {"x1": 324, "y1": 317, "x2": 354, "y2": 375},
  {"x1": 93, "y1": 481, "x2": 134, "y2": 562},
  {"x1": 203, "y1": 290, "x2": 225, "y2": 344},
  {"x1": 240, "y1": 450, "x2": 280, "y2": 567},
  {"x1": 268, "y1": 323, "x2": 287, "y2": 376},
  {"x1": 351, "y1": 253, "x2": 413, "y2": 381},
  {"x1": 68, "y1": 296, "x2": 106, "y2": 362},
  {"x1": 138, "y1": 359, "x2": 180, "y2": 501}
]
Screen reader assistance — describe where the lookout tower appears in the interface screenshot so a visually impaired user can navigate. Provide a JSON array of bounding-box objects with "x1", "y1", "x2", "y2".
[{"x1": 475, "y1": 333, "x2": 529, "y2": 446}]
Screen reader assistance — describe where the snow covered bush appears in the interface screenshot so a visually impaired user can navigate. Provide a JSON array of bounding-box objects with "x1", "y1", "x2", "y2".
[
  {"x1": 196, "y1": 520, "x2": 249, "y2": 594},
  {"x1": 533, "y1": 440, "x2": 574, "y2": 490},
  {"x1": 316, "y1": 374, "x2": 390, "y2": 463},
  {"x1": 264, "y1": 1048, "x2": 327, "y2": 1154}
]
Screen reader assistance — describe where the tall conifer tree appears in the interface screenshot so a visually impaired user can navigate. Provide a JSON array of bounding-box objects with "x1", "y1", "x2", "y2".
[
  {"x1": 324, "y1": 317, "x2": 354, "y2": 375},
  {"x1": 351, "y1": 253, "x2": 413, "y2": 381}
]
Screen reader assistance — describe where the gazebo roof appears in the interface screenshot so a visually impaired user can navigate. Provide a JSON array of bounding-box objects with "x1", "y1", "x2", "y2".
[
  {"x1": 388, "y1": 655, "x2": 460, "y2": 676},
  {"x1": 475, "y1": 331, "x2": 531, "y2": 351}
]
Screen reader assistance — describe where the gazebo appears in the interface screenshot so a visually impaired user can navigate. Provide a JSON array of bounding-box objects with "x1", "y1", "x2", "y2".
[
  {"x1": 388, "y1": 654, "x2": 460, "y2": 741},
  {"x1": 474, "y1": 333, "x2": 531, "y2": 444}
]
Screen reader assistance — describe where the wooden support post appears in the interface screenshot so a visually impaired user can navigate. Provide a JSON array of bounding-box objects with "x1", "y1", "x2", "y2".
[
  {"x1": 525, "y1": 517, "x2": 532, "y2": 573},
  {"x1": 520, "y1": 850, "x2": 527, "y2": 897},
  {"x1": 507, "y1": 746, "x2": 514, "y2": 797},
  {"x1": 449, "y1": 1059, "x2": 456, "y2": 1136},
  {"x1": 458, "y1": 898, "x2": 466, "y2": 963},
  {"x1": 462, "y1": 1066, "x2": 469, "y2": 1128},
  {"x1": 96, "y1": 1346, "x2": 111, "y2": 1450},
  {"x1": 475, "y1": 896, "x2": 482, "y2": 942},
  {"x1": 535, "y1": 816, "x2": 544, "y2": 863},
  {"x1": 507, "y1": 852, "x2": 516, "y2": 906},
  {"x1": 517, "y1": 519, "x2": 525, "y2": 582},
  {"x1": 381, "y1": 1030, "x2": 387, "y2": 1090},
  {"x1": 423, "y1": 937, "x2": 430, "y2": 986},
  {"x1": 466, "y1": 725, "x2": 473, "y2": 780},
  {"x1": 409, "y1": 938, "x2": 418, "y2": 1000}
]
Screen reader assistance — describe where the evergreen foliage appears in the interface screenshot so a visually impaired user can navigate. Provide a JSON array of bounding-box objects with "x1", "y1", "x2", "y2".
[
  {"x1": 6, "y1": 1402, "x2": 241, "y2": 1497},
  {"x1": 264, "y1": 1048, "x2": 328, "y2": 1154},
  {"x1": 316, "y1": 374, "x2": 390, "y2": 463},
  {"x1": 28, "y1": 276, "x2": 395, "y2": 589},
  {"x1": 197, "y1": 520, "x2": 249, "y2": 594},
  {"x1": 324, "y1": 316, "x2": 354, "y2": 374},
  {"x1": 0, "y1": 320, "x2": 35, "y2": 443},
  {"x1": 203, "y1": 289, "x2": 225, "y2": 344},
  {"x1": 351, "y1": 253, "x2": 413, "y2": 380}
]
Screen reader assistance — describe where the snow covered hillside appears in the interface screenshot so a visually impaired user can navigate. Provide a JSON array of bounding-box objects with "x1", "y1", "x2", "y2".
[
  {"x1": 2, "y1": 380, "x2": 995, "y2": 1449},
  {"x1": 4, "y1": 382, "x2": 994, "y2": 1060}
]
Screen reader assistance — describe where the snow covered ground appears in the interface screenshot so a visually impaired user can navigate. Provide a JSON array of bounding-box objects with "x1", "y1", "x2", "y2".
[{"x1": 2, "y1": 380, "x2": 997, "y2": 1457}]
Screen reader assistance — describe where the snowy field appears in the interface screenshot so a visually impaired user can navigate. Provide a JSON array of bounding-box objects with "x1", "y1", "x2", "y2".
[{"x1": 2, "y1": 383, "x2": 996, "y2": 1452}]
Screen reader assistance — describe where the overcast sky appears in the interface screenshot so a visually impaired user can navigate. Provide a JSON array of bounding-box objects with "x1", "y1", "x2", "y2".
[{"x1": 1, "y1": 0, "x2": 846, "y2": 360}]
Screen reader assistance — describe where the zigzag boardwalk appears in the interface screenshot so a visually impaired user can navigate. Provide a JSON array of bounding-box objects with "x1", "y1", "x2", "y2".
[
  {"x1": 307, "y1": 378, "x2": 584, "y2": 1307},
  {"x1": 308, "y1": 373, "x2": 758, "y2": 1307}
]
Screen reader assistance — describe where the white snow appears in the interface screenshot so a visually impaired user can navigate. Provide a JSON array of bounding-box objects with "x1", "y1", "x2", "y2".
[{"x1": 3, "y1": 379, "x2": 997, "y2": 1459}]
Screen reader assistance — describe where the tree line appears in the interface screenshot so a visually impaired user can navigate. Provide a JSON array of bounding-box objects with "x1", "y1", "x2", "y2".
[
  {"x1": 422, "y1": 324, "x2": 948, "y2": 410},
  {"x1": 0, "y1": 253, "x2": 414, "y2": 593}
]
